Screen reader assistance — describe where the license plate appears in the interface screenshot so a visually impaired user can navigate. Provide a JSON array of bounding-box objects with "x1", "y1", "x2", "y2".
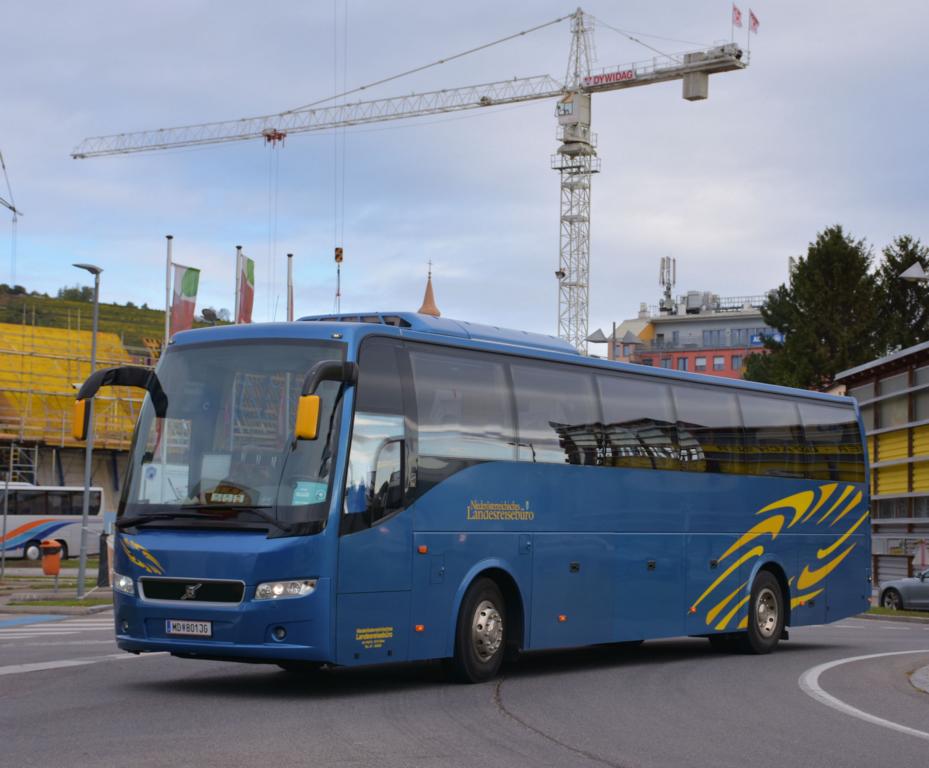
[{"x1": 165, "y1": 619, "x2": 212, "y2": 637}]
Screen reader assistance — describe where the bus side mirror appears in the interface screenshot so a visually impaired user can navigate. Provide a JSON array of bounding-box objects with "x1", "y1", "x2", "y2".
[
  {"x1": 73, "y1": 365, "x2": 169, "y2": 442},
  {"x1": 295, "y1": 395, "x2": 321, "y2": 440},
  {"x1": 73, "y1": 399, "x2": 90, "y2": 441}
]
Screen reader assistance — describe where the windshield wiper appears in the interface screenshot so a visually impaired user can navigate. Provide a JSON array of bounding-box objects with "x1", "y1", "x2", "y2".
[{"x1": 117, "y1": 507, "x2": 294, "y2": 533}]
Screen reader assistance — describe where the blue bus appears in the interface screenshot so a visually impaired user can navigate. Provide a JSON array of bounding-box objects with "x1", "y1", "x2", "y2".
[{"x1": 74, "y1": 313, "x2": 870, "y2": 682}]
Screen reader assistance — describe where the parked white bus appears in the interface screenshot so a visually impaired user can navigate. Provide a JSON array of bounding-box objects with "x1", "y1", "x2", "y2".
[{"x1": 0, "y1": 483, "x2": 104, "y2": 560}]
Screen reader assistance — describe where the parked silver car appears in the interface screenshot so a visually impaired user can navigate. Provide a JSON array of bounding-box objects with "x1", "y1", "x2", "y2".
[{"x1": 880, "y1": 569, "x2": 929, "y2": 610}]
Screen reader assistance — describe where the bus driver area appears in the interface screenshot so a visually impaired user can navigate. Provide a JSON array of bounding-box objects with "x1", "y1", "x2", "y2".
[{"x1": 71, "y1": 312, "x2": 869, "y2": 682}]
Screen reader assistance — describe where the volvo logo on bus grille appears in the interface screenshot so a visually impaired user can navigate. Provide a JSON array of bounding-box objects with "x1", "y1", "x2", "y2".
[
  {"x1": 139, "y1": 578, "x2": 244, "y2": 603},
  {"x1": 181, "y1": 583, "x2": 202, "y2": 600}
]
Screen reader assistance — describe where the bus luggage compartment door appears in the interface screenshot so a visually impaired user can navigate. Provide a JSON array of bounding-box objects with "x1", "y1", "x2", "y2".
[{"x1": 529, "y1": 533, "x2": 616, "y2": 649}]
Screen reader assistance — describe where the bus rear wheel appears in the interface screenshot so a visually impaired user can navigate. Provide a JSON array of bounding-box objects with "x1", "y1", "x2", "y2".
[
  {"x1": 739, "y1": 570, "x2": 784, "y2": 655},
  {"x1": 23, "y1": 541, "x2": 41, "y2": 561},
  {"x1": 56, "y1": 541, "x2": 69, "y2": 560},
  {"x1": 451, "y1": 577, "x2": 506, "y2": 683}
]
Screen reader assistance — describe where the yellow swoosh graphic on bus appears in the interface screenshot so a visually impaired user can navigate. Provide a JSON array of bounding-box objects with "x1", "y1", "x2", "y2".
[
  {"x1": 796, "y1": 543, "x2": 856, "y2": 591},
  {"x1": 799, "y1": 483, "x2": 837, "y2": 523},
  {"x1": 690, "y1": 483, "x2": 868, "y2": 627},
  {"x1": 818, "y1": 510, "x2": 869, "y2": 559},
  {"x1": 119, "y1": 537, "x2": 164, "y2": 575},
  {"x1": 790, "y1": 588, "x2": 824, "y2": 609},
  {"x1": 817, "y1": 485, "x2": 854, "y2": 524},
  {"x1": 706, "y1": 580, "x2": 749, "y2": 626},
  {"x1": 830, "y1": 490, "x2": 863, "y2": 527},
  {"x1": 757, "y1": 490, "x2": 815, "y2": 528},
  {"x1": 690, "y1": 547, "x2": 764, "y2": 612},
  {"x1": 717, "y1": 516, "x2": 784, "y2": 563},
  {"x1": 716, "y1": 595, "x2": 750, "y2": 631}
]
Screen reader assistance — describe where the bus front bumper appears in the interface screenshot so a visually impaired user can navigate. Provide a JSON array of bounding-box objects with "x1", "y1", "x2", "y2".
[{"x1": 113, "y1": 579, "x2": 331, "y2": 663}]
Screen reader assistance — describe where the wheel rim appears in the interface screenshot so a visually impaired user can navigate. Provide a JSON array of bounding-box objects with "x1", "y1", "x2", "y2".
[
  {"x1": 755, "y1": 587, "x2": 778, "y2": 639},
  {"x1": 471, "y1": 599, "x2": 503, "y2": 662},
  {"x1": 883, "y1": 592, "x2": 899, "y2": 609}
]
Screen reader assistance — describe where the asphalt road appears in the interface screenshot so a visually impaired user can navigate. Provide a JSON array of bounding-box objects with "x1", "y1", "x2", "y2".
[{"x1": 1, "y1": 613, "x2": 928, "y2": 768}]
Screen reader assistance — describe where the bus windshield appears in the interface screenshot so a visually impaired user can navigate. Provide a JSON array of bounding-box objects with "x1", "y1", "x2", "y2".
[{"x1": 120, "y1": 340, "x2": 345, "y2": 535}]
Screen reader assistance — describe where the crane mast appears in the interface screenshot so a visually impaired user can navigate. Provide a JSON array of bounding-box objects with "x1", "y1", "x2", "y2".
[
  {"x1": 553, "y1": 9, "x2": 598, "y2": 352},
  {"x1": 71, "y1": 8, "x2": 747, "y2": 351}
]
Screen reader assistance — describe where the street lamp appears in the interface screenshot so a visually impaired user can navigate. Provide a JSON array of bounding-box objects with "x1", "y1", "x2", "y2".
[{"x1": 73, "y1": 263, "x2": 102, "y2": 599}]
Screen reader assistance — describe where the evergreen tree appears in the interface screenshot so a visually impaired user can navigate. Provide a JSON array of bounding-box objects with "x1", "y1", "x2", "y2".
[
  {"x1": 875, "y1": 235, "x2": 929, "y2": 351},
  {"x1": 744, "y1": 225, "x2": 883, "y2": 389}
]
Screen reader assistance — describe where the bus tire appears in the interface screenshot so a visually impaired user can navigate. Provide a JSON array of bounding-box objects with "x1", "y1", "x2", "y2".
[
  {"x1": 56, "y1": 541, "x2": 69, "y2": 560},
  {"x1": 451, "y1": 577, "x2": 506, "y2": 684},
  {"x1": 739, "y1": 570, "x2": 784, "y2": 655},
  {"x1": 23, "y1": 541, "x2": 41, "y2": 561}
]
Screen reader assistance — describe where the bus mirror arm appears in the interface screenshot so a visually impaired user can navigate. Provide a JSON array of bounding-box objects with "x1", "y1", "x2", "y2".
[
  {"x1": 73, "y1": 366, "x2": 168, "y2": 441},
  {"x1": 301, "y1": 360, "x2": 359, "y2": 396},
  {"x1": 294, "y1": 362, "x2": 357, "y2": 442}
]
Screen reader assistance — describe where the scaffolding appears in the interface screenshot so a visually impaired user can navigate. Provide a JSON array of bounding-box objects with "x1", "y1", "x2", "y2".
[{"x1": 0, "y1": 321, "x2": 147, "y2": 451}]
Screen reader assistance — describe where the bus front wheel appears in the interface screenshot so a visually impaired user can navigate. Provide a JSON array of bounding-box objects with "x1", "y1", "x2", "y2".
[
  {"x1": 740, "y1": 570, "x2": 784, "y2": 654},
  {"x1": 451, "y1": 577, "x2": 506, "y2": 683}
]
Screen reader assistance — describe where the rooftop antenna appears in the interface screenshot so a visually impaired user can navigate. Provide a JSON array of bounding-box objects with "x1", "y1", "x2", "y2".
[{"x1": 659, "y1": 255, "x2": 676, "y2": 313}]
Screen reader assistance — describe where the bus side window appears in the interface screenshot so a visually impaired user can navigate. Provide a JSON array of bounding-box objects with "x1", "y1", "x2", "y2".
[
  {"x1": 409, "y1": 347, "x2": 514, "y2": 463},
  {"x1": 14, "y1": 490, "x2": 47, "y2": 516},
  {"x1": 510, "y1": 362, "x2": 600, "y2": 465},
  {"x1": 739, "y1": 393, "x2": 804, "y2": 478},
  {"x1": 598, "y1": 374, "x2": 679, "y2": 470},
  {"x1": 798, "y1": 401, "x2": 864, "y2": 483},
  {"x1": 47, "y1": 491, "x2": 69, "y2": 516},
  {"x1": 343, "y1": 338, "x2": 407, "y2": 533},
  {"x1": 672, "y1": 384, "x2": 743, "y2": 474}
]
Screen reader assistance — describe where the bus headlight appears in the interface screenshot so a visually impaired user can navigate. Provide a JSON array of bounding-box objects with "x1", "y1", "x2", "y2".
[
  {"x1": 114, "y1": 573, "x2": 135, "y2": 596},
  {"x1": 255, "y1": 579, "x2": 317, "y2": 600}
]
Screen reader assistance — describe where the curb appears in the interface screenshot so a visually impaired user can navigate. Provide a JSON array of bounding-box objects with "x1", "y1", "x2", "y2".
[
  {"x1": 911, "y1": 665, "x2": 929, "y2": 695},
  {"x1": 856, "y1": 612, "x2": 929, "y2": 625}
]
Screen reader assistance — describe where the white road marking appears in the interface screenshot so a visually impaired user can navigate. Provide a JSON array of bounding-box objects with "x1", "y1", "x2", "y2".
[
  {"x1": 0, "y1": 618, "x2": 113, "y2": 643},
  {"x1": 799, "y1": 650, "x2": 929, "y2": 742},
  {"x1": 0, "y1": 652, "x2": 166, "y2": 676}
]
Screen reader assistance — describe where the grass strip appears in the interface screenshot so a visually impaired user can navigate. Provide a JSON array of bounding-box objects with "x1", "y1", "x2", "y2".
[
  {"x1": 867, "y1": 606, "x2": 929, "y2": 619},
  {"x1": 8, "y1": 598, "x2": 113, "y2": 607}
]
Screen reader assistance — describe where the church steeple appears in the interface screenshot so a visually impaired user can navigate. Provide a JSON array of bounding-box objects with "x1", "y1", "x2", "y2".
[{"x1": 417, "y1": 261, "x2": 441, "y2": 317}]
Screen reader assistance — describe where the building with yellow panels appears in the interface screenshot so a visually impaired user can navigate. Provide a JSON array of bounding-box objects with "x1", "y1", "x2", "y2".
[
  {"x1": 837, "y1": 343, "x2": 929, "y2": 578},
  {"x1": 0, "y1": 322, "x2": 147, "y2": 511}
]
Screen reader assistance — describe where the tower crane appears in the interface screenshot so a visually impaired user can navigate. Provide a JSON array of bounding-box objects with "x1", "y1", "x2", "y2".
[
  {"x1": 71, "y1": 8, "x2": 746, "y2": 352},
  {"x1": 1, "y1": 149, "x2": 23, "y2": 283}
]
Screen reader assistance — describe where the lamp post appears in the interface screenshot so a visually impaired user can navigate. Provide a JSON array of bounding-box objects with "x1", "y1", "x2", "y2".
[{"x1": 73, "y1": 263, "x2": 102, "y2": 598}]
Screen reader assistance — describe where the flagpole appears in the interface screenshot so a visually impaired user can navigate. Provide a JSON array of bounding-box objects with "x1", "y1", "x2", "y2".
[
  {"x1": 164, "y1": 235, "x2": 172, "y2": 345},
  {"x1": 234, "y1": 245, "x2": 242, "y2": 324}
]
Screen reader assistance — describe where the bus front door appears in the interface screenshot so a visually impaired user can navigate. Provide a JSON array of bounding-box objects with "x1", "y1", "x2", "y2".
[{"x1": 335, "y1": 412, "x2": 412, "y2": 665}]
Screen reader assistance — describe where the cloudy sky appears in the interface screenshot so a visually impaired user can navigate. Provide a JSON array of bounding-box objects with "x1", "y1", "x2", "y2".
[{"x1": 3, "y1": 1, "x2": 928, "y2": 339}]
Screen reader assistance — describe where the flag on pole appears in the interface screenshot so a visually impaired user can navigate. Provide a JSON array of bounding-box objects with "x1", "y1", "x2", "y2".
[
  {"x1": 169, "y1": 263, "x2": 200, "y2": 336},
  {"x1": 749, "y1": 9, "x2": 759, "y2": 33},
  {"x1": 732, "y1": 4, "x2": 743, "y2": 28},
  {"x1": 236, "y1": 251, "x2": 255, "y2": 324}
]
